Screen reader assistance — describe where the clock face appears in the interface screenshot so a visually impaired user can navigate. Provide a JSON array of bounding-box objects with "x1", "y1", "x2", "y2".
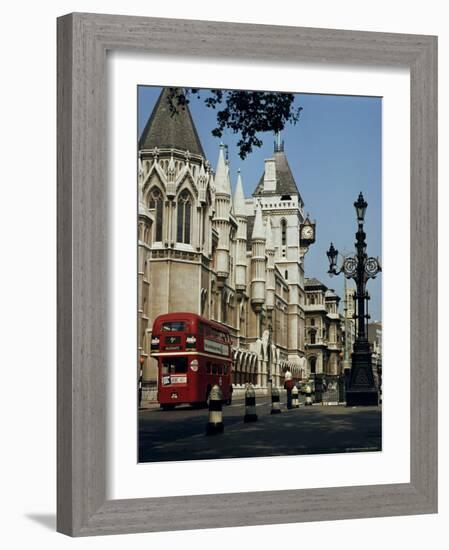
[{"x1": 302, "y1": 225, "x2": 314, "y2": 239}]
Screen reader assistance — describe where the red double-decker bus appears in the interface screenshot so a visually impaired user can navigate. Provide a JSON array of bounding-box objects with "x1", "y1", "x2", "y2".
[{"x1": 150, "y1": 312, "x2": 233, "y2": 409}]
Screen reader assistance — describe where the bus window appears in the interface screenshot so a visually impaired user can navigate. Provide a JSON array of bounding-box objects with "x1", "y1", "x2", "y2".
[
  {"x1": 206, "y1": 363, "x2": 211, "y2": 374},
  {"x1": 224, "y1": 366, "x2": 228, "y2": 375},
  {"x1": 212, "y1": 365, "x2": 218, "y2": 375},
  {"x1": 203, "y1": 324, "x2": 227, "y2": 342},
  {"x1": 162, "y1": 321, "x2": 186, "y2": 332},
  {"x1": 162, "y1": 357, "x2": 187, "y2": 374},
  {"x1": 217, "y1": 365, "x2": 223, "y2": 375}
]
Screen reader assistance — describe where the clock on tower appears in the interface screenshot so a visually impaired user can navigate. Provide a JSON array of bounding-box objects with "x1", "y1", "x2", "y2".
[{"x1": 300, "y1": 218, "x2": 316, "y2": 246}]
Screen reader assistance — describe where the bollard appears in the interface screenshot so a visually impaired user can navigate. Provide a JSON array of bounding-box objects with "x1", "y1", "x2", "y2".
[
  {"x1": 305, "y1": 384, "x2": 313, "y2": 406},
  {"x1": 292, "y1": 385, "x2": 299, "y2": 408},
  {"x1": 243, "y1": 383, "x2": 258, "y2": 422},
  {"x1": 206, "y1": 385, "x2": 224, "y2": 435},
  {"x1": 270, "y1": 386, "x2": 281, "y2": 414}
]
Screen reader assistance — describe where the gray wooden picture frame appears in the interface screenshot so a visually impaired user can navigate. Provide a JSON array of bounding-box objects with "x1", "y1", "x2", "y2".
[{"x1": 57, "y1": 12, "x2": 438, "y2": 537}]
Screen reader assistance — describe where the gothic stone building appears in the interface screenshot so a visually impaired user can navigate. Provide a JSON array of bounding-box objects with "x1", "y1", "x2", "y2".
[
  {"x1": 138, "y1": 88, "x2": 319, "y2": 398},
  {"x1": 304, "y1": 278, "x2": 343, "y2": 375},
  {"x1": 342, "y1": 285, "x2": 356, "y2": 372}
]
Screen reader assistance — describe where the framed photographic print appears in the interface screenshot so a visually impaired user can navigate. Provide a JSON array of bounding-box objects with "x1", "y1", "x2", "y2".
[
  {"x1": 57, "y1": 13, "x2": 437, "y2": 536},
  {"x1": 136, "y1": 85, "x2": 383, "y2": 464}
]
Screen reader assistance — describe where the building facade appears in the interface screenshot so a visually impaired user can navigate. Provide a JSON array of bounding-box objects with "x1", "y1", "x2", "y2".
[
  {"x1": 138, "y1": 88, "x2": 318, "y2": 399},
  {"x1": 341, "y1": 285, "x2": 356, "y2": 372},
  {"x1": 367, "y1": 320, "x2": 382, "y2": 390},
  {"x1": 304, "y1": 278, "x2": 343, "y2": 375}
]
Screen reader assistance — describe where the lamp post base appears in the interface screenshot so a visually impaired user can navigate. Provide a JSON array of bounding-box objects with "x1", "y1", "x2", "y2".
[
  {"x1": 346, "y1": 343, "x2": 379, "y2": 407},
  {"x1": 346, "y1": 387, "x2": 379, "y2": 407}
]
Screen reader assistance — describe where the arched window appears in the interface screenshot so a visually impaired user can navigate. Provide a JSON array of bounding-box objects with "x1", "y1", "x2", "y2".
[
  {"x1": 148, "y1": 188, "x2": 163, "y2": 242},
  {"x1": 177, "y1": 189, "x2": 192, "y2": 244},
  {"x1": 310, "y1": 295, "x2": 315, "y2": 305},
  {"x1": 309, "y1": 356, "x2": 316, "y2": 374},
  {"x1": 281, "y1": 219, "x2": 287, "y2": 246},
  {"x1": 310, "y1": 318, "x2": 315, "y2": 326},
  {"x1": 310, "y1": 330, "x2": 316, "y2": 345}
]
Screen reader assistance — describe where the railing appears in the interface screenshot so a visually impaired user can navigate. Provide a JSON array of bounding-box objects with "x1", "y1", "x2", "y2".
[{"x1": 310, "y1": 374, "x2": 346, "y2": 405}]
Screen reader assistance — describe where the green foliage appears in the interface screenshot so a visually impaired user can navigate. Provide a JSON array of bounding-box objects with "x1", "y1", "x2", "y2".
[{"x1": 167, "y1": 88, "x2": 302, "y2": 159}]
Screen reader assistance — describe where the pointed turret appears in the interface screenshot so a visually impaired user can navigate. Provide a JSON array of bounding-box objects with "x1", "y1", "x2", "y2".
[
  {"x1": 233, "y1": 169, "x2": 247, "y2": 216},
  {"x1": 234, "y1": 169, "x2": 248, "y2": 292},
  {"x1": 214, "y1": 144, "x2": 231, "y2": 196},
  {"x1": 251, "y1": 201, "x2": 266, "y2": 241},
  {"x1": 213, "y1": 144, "x2": 232, "y2": 283},
  {"x1": 253, "y1": 140, "x2": 303, "y2": 203},
  {"x1": 139, "y1": 88, "x2": 205, "y2": 157},
  {"x1": 250, "y1": 202, "x2": 266, "y2": 312}
]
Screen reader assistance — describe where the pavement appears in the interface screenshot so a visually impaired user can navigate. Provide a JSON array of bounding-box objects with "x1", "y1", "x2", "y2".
[{"x1": 138, "y1": 396, "x2": 382, "y2": 463}]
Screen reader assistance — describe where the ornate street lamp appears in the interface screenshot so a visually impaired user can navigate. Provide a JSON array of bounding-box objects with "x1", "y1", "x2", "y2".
[
  {"x1": 326, "y1": 192, "x2": 381, "y2": 406},
  {"x1": 354, "y1": 191, "x2": 367, "y2": 222}
]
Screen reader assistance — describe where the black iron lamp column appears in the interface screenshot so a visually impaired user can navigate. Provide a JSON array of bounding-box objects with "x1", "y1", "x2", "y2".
[{"x1": 326, "y1": 192, "x2": 381, "y2": 406}]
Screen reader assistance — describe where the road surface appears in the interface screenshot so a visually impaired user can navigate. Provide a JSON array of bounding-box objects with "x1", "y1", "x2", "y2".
[{"x1": 139, "y1": 397, "x2": 382, "y2": 463}]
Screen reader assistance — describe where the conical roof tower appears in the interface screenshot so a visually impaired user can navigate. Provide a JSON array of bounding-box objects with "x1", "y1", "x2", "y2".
[
  {"x1": 253, "y1": 139, "x2": 303, "y2": 203},
  {"x1": 139, "y1": 88, "x2": 205, "y2": 157}
]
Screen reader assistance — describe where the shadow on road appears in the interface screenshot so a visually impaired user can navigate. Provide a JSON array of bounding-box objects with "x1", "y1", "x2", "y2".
[{"x1": 139, "y1": 403, "x2": 382, "y2": 463}]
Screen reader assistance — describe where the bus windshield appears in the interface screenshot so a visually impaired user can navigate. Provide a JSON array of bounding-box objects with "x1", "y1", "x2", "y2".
[
  {"x1": 161, "y1": 357, "x2": 188, "y2": 374},
  {"x1": 161, "y1": 321, "x2": 186, "y2": 332}
]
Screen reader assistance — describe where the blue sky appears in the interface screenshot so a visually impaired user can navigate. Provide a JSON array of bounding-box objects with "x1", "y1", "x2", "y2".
[{"x1": 138, "y1": 87, "x2": 382, "y2": 321}]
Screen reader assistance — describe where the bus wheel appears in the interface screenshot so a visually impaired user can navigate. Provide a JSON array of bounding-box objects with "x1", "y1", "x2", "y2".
[{"x1": 160, "y1": 404, "x2": 175, "y2": 410}]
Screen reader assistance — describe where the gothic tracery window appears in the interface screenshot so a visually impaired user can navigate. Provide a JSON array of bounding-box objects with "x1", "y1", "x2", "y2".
[
  {"x1": 148, "y1": 187, "x2": 163, "y2": 242},
  {"x1": 177, "y1": 189, "x2": 192, "y2": 244}
]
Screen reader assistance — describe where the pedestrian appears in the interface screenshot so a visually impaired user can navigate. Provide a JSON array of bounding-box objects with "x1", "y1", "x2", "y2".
[{"x1": 284, "y1": 368, "x2": 294, "y2": 409}]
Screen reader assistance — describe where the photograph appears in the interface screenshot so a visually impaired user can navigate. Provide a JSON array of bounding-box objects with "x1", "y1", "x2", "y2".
[
  {"x1": 137, "y1": 86, "x2": 383, "y2": 463},
  {"x1": 0, "y1": 1, "x2": 440, "y2": 543}
]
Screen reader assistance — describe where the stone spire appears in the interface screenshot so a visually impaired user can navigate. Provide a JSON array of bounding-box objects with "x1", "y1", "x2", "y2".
[
  {"x1": 213, "y1": 144, "x2": 232, "y2": 282},
  {"x1": 251, "y1": 201, "x2": 266, "y2": 241},
  {"x1": 233, "y1": 169, "x2": 246, "y2": 216},
  {"x1": 234, "y1": 169, "x2": 248, "y2": 292},
  {"x1": 214, "y1": 144, "x2": 231, "y2": 196}
]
